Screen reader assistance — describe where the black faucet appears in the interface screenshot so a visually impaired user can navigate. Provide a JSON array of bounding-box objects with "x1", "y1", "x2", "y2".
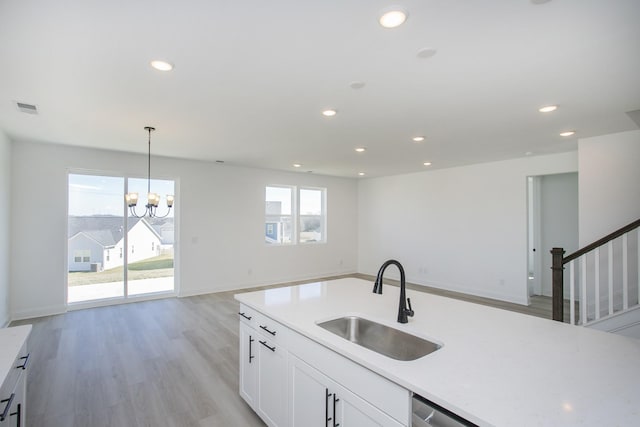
[{"x1": 372, "y1": 259, "x2": 415, "y2": 324}]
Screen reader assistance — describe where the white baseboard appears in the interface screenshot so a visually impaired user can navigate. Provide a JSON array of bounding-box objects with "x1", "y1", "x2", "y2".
[{"x1": 11, "y1": 304, "x2": 67, "y2": 322}]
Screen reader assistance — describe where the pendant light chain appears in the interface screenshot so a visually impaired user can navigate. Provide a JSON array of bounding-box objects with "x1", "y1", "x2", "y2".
[{"x1": 125, "y1": 126, "x2": 174, "y2": 218}]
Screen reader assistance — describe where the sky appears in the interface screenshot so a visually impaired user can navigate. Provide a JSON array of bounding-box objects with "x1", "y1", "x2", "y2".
[
  {"x1": 266, "y1": 186, "x2": 322, "y2": 215},
  {"x1": 69, "y1": 173, "x2": 175, "y2": 217}
]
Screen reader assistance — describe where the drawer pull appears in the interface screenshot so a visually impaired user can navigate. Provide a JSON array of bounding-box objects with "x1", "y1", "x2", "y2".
[
  {"x1": 17, "y1": 353, "x2": 30, "y2": 370},
  {"x1": 259, "y1": 340, "x2": 276, "y2": 352},
  {"x1": 238, "y1": 312, "x2": 252, "y2": 321},
  {"x1": 0, "y1": 393, "x2": 15, "y2": 422},
  {"x1": 259, "y1": 325, "x2": 276, "y2": 336}
]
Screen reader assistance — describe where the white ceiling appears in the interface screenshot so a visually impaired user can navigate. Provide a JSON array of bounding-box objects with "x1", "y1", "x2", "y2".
[{"x1": 1, "y1": 0, "x2": 639, "y2": 178}]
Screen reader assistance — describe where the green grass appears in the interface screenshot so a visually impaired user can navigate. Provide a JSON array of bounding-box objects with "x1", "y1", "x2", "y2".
[{"x1": 68, "y1": 254, "x2": 174, "y2": 287}]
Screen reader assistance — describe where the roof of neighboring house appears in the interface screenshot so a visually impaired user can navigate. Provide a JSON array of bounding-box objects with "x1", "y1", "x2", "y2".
[{"x1": 68, "y1": 216, "x2": 173, "y2": 247}]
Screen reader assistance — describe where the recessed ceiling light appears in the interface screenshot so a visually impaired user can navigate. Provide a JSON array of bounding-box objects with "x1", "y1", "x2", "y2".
[
  {"x1": 423, "y1": 162, "x2": 432, "y2": 166},
  {"x1": 358, "y1": 172, "x2": 366, "y2": 176},
  {"x1": 539, "y1": 105, "x2": 558, "y2": 113},
  {"x1": 559, "y1": 131, "x2": 576, "y2": 137},
  {"x1": 322, "y1": 109, "x2": 337, "y2": 117},
  {"x1": 355, "y1": 147, "x2": 366, "y2": 152},
  {"x1": 293, "y1": 163, "x2": 302, "y2": 168},
  {"x1": 416, "y1": 48, "x2": 437, "y2": 59},
  {"x1": 525, "y1": 151, "x2": 533, "y2": 156},
  {"x1": 412, "y1": 136, "x2": 425, "y2": 142},
  {"x1": 350, "y1": 81, "x2": 366, "y2": 90},
  {"x1": 379, "y1": 7, "x2": 408, "y2": 28},
  {"x1": 150, "y1": 60, "x2": 174, "y2": 71}
]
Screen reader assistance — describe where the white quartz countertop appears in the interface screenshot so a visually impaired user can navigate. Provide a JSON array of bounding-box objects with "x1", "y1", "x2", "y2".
[
  {"x1": 0, "y1": 324, "x2": 31, "y2": 385},
  {"x1": 235, "y1": 278, "x2": 640, "y2": 426}
]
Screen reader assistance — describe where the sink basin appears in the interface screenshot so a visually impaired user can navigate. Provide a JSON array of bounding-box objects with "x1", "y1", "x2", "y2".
[{"x1": 317, "y1": 316, "x2": 441, "y2": 361}]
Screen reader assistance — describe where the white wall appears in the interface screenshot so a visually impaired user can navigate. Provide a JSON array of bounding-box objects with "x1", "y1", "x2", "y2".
[
  {"x1": 0, "y1": 131, "x2": 10, "y2": 326},
  {"x1": 10, "y1": 141, "x2": 358, "y2": 319},
  {"x1": 358, "y1": 152, "x2": 578, "y2": 305},
  {"x1": 578, "y1": 130, "x2": 640, "y2": 246}
]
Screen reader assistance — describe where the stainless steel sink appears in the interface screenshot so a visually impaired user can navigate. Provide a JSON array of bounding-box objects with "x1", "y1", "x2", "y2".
[{"x1": 317, "y1": 316, "x2": 441, "y2": 361}]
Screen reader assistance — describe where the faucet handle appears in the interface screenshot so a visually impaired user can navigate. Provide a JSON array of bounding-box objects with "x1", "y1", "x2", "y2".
[{"x1": 406, "y1": 298, "x2": 414, "y2": 317}]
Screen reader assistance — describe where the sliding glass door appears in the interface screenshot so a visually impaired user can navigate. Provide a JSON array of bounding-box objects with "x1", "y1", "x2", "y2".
[
  {"x1": 126, "y1": 177, "x2": 175, "y2": 297},
  {"x1": 67, "y1": 173, "x2": 175, "y2": 304}
]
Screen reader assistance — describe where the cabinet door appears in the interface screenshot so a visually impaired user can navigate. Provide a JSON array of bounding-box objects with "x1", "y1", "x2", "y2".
[
  {"x1": 336, "y1": 390, "x2": 404, "y2": 427},
  {"x1": 257, "y1": 335, "x2": 287, "y2": 427},
  {"x1": 239, "y1": 323, "x2": 258, "y2": 408},
  {"x1": 289, "y1": 355, "x2": 332, "y2": 427},
  {"x1": 289, "y1": 355, "x2": 404, "y2": 427}
]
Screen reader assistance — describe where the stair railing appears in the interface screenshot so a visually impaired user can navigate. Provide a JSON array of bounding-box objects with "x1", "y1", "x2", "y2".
[{"x1": 551, "y1": 218, "x2": 640, "y2": 324}]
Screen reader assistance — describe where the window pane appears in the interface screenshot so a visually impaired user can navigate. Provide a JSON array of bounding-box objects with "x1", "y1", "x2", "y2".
[
  {"x1": 127, "y1": 177, "x2": 175, "y2": 296},
  {"x1": 68, "y1": 174, "x2": 125, "y2": 303},
  {"x1": 300, "y1": 215, "x2": 323, "y2": 243},
  {"x1": 265, "y1": 186, "x2": 293, "y2": 244},
  {"x1": 300, "y1": 189, "x2": 322, "y2": 215},
  {"x1": 299, "y1": 188, "x2": 325, "y2": 243},
  {"x1": 266, "y1": 186, "x2": 292, "y2": 215}
]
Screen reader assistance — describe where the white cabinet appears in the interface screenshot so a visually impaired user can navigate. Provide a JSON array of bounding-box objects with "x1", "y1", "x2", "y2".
[
  {"x1": 238, "y1": 304, "x2": 409, "y2": 427},
  {"x1": 239, "y1": 322, "x2": 257, "y2": 407},
  {"x1": 256, "y1": 334, "x2": 287, "y2": 427},
  {"x1": 238, "y1": 305, "x2": 288, "y2": 427},
  {"x1": 0, "y1": 326, "x2": 31, "y2": 427},
  {"x1": 289, "y1": 355, "x2": 403, "y2": 427}
]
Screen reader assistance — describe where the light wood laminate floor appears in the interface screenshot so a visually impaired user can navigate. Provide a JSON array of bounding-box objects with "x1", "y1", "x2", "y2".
[{"x1": 10, "y1": 274, "x2": 556, "y2": 426}]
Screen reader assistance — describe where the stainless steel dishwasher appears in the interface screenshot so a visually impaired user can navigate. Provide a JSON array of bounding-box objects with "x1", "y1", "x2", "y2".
[{"x1": 412, "y1": 394, "x2": 478, "y2": 427}]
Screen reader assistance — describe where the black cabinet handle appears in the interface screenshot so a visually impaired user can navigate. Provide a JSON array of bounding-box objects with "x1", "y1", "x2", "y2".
[
  {"x1": 333, "y1": 394, "x2": 340, "y2": 427},
  {"x1": 249, "y1": 336, "x2": 255, "y2": 363},
  {"x1": 259, "y1": 340, "x2": 276, "y2": 352},
  {"x1": 10, "y1": 403, "x2": 21, "y2": 426},
  {"x1": 17, "y1": 353, "x2": 30, "y2": 370},
  {"x1": 0, "y1": 393, "x2": 15, "y2": 422},
  {"x1": 238, "y1": 312, "x2": 252, "y2": 320},
  {"x1": 325, "y1": 388, "x2": 331, "y2": 425},
  {"x1": 259, "y1": 325, "x2": 276, "y2": 336}
]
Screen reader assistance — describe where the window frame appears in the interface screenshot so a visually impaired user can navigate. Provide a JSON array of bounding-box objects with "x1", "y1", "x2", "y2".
[{"x1": 264, "y1": 185, "x2": 326, "y2": 246}]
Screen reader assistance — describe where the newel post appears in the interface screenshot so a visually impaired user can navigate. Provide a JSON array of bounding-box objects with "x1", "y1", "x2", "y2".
[{"x1": 551, "y1": 247, "x2": 566, "y2": 322}]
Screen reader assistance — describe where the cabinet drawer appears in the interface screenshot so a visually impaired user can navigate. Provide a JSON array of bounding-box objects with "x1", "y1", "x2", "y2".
[
  {"x1": 0, "y1": 341, "x2": 28, "y2": 419},
  {"x1": 253, "y1": 311, "x2": 289, "y2": 346},
  {"x1": 238, "y1": 304, "x2": 258, "y2": 327},
  {"x1": 289, "y1": 330, "x2": 410, "y2": 425}
]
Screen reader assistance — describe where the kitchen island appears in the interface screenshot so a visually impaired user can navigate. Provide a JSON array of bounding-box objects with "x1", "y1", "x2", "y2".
[{"x1": 235, "y1": 278, "x2": 640, "y2": 426}]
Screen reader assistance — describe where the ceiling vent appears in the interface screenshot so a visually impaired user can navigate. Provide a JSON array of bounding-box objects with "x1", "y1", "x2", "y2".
[{"x1": 16, "y1": 101, "x2": 38, "y2": 114}]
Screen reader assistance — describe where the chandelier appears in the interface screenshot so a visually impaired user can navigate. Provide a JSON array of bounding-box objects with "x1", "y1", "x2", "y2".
[{"x1": 125, "y1": 126, "x2": 174, "y2": 218}]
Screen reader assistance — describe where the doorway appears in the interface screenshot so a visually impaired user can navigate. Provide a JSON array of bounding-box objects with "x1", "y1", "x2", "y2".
[
  {"x1": 67, "y1": 172, "x2": 176, "y2": 304},
  {"x1": 527, "y1": 173, "x2": 579, "y2": 299}
]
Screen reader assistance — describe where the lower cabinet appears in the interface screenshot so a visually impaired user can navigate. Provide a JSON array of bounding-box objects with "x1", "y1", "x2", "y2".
[
  {"x1": 288, "y1": 355, "x2": 403, "y2": 427},
  {"x1": 0, "y1": 326, "x2": 30, "y2": 427},
  {"x1": 238, "y1": 305, "x2": 408, "y2": 427},
  {"x1": 239, "y1": 322, "x2": 258, "y2": 407},
  {"x1": 256, "y1": 334, "x2": 287, "y2": 427},
  {"x1": 239, "y1": 316, "x2": 287, "y2": 427}
]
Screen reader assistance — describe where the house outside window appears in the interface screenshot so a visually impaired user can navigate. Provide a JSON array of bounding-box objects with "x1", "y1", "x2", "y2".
[
  {"x1": 74, "y1": 249, "x2": 91, "y2": 263},
  {"x1": 265, "y1": 185, "x2": 326, "y2": 245}
]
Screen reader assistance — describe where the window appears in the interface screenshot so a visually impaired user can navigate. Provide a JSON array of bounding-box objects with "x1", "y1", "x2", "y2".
[
  {"x1": 299, "y1": 188, "x2": 325, "y2": 243},
  {"x1": 74, "y1": 249, "x2": 90, "y2": 263},
  {"x1": 68, "y1": 172, "x2": 176, "y2": 304},
  {"x1": 265, "y1": 186, "x2": 294, "y2": 244},
  {"x1": 265, "y1": 185, "x2": 326, "y2": 244}
]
